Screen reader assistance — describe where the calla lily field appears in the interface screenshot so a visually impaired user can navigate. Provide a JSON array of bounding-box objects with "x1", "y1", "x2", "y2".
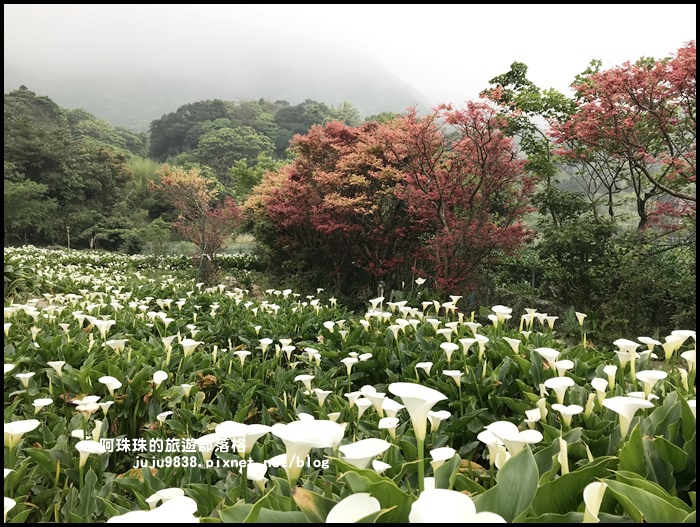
[{"x1": 3, "y1": 246, "x2": 696, "y2": 523}]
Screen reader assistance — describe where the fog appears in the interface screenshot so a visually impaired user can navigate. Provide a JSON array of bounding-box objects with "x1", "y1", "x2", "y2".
[{"x1": 4, "y1": 4, "x2": 696, "y2": 128}]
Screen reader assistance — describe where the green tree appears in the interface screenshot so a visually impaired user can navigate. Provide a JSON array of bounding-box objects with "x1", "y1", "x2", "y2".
[
  {"x1": 364, "y1": 111, "x2": 402, "y2": 123},
  {"x1": 329, "y1": 101, "x2": 362, "y2": 126},
  {"x1": 228, "y1": 153, "x2": 285, "y2": 202},
  {"x1": 193, "y1": 126, "x2": 274, "y2": 183},
  {"x1": 4, "y1": 87, "x2": 148, "y2": 248},
  {"x1": 3, "y1": 163, "x2": 57, "y2": 245},
  {"x1": 482, "y1": 62, "x2": 576, "y2": 227},
  {"x1": 148, "y1": 99, "x2": 230, "y2": 160},
  {"x1": 67, "y1": 108, "x2": 146, "y2": 156}
]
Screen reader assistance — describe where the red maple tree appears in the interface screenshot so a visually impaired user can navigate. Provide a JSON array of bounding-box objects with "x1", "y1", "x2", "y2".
[
  {"x1": 552, "y1": 41, "x2": 696, "y2": 230},
  {"x1": 245, "y1": 103, "x2": 535, "y2": 294}
]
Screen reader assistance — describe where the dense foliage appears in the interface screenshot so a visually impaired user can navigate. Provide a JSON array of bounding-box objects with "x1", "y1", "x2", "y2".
[
  {"x1": 480, "y1": 41, "x2": 696, "y2": 343},
  {"x1": 3, "y1": 246, "x2": 696, "y2": 523}
]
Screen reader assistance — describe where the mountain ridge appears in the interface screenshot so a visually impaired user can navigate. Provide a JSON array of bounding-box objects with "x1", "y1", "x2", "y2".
[{"x1": 4, "y1": 58, "x2": 432, "y2": 132}]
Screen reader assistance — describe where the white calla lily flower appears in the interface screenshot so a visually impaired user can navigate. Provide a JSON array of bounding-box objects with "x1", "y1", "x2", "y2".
[
  {"x1": 152, "y1": 370, "x2": 168, "y2": 389},
  {"x1": 429, "y1": 446, "x2": 456, "y2": 472},
  {"x1": 270, "y1": 420, "x2": 344, "y2": 485},
  {"x1": 5, "y1": 419, "x2": 41, "y2": 448},
  {"x1": 75, "y1": 439, "x2": 107, "y2": 468},
  {"x1": 107, "y1": 495, "x2": 199, "y2": 523},
  {"x1": 409, "y1": 489, "x2": 506, "y2": 522},
  {"x1": 339, "y1": 438, "x2": 391, "y2": 469},
  {"x1": 603, "y1": 396, "x2": 654, "y2": 438},
  {"x1": 603, "y1": 365, "x2": 618, "y2": 389},
  {"x1": 544, "y1": 376, "x2": 575, "y2": 405},
  {"x1": 582, "y1": 481, "x2": 607, "y2": 523},
  {"x1": 215, "y1": 421, "x2": 271, "y2": 454},
  {"x1": 326, "y1": 492, "x2": 381, "y2": 523},
  {"x1": 534, "y1": 347, "x2": 560, "y2": 369},
  {"x1": 388, "y1": 383, "x2": 447, "y2": 441},
  {"x1": 551, "y1": 403, "x2": 584, "y2": 428},
  {"x1": 382, "y1": 398, "x2": 405, "y2": 418},
  {"x1": 5, "y1": 497, "x2": 16, "y2": 523},
  {"x1": 145, "y1": 488, "x2": 185, "y2": 509},
  {"x1": 427, "y1": 410, "x2": 451, "y2": 434},
  {"x1": 32, "y1": 397, "x2": 53, "y2": 414},
  {"x1": 554, "y1": 359, "x2": 575, "y2": 377},
  {"x1": 680, "y1": 349, "x2": 696, "y2": 372},
  {"x1": 591, "y1": 378, "x2": 608, "y2": 405},
  {"x1": 635, "y1": 370, "x2": 667, "y2": 398},
  {"x1": 99, "y1": 375, "x2": 122, "y2": 396}
]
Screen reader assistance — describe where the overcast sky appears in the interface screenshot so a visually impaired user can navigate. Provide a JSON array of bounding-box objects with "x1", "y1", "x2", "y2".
[{"x1": 4, "y1": 4, "x2": 696, "y2": 105}]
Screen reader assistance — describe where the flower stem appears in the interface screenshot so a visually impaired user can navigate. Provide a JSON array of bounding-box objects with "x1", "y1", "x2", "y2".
[
  {"x1": 59, "y1": 377, "x2": 67, "y2": 408},
  {"x1": 417, "y1": 438, "x2": 425, "y2": 493},
  {"x1": 8, "y1": 446, "x2": 17, "y2": 468},
  {"x1": 458, "y1": 383, "x2": 463, "y2": 416},
  {"x1": 241, "y1": 463, "x2": 248, "y2": 503}
]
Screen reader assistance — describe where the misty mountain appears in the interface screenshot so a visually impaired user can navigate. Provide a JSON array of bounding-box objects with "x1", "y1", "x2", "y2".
[{"x1": 4, "y1": 54, "x2": 431, "y2": 132}]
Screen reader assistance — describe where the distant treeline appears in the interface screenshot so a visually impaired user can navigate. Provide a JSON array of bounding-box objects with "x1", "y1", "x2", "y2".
[{"x1": 4, "y1": 85, "x2": 381, "y2": 250}]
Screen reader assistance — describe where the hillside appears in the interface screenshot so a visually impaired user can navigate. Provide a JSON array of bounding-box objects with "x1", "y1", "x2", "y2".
[{"x1": 4, "y1": 56, "x2": 430, "y2": 131}]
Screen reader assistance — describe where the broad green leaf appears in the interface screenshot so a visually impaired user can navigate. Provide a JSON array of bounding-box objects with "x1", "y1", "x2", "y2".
[
  {"x1": 239, "y1": 489, "x2": 304, "y2": 523},
  {"x1": 643, "y1": 436, "x2": 676, "y2": 493},
  {"x1": 186, "y1": 483, "x2": 228, "y2": 515},
  {"x1": 355, "y1": 507, "x2": 397, "y2": 523},
  {"x1": 251, "y1": 509, "x2": 308, "y2": 523},
  {"x1": 398, "y1": 439, "x2": 417, "y2": 462},
  {"x1": 618, "y1": 423, "x2": 646, "y2": 476},
  {"x1": 516, "y1": 379, "x2": 540, "y2": 404},
  {"x1": 100, "y1": 497, "x2": 132, "y2": 519},
  {"x1": 444, "y1": 409, "x2": 488, "y2": 434},
  {"x1": 533, "y1": 428, "x2": 582, "y2": 477},
  {"x1": 474, "y1": 447, "x2": 538, "y2": 522},
  {"x1": 539, "y1": 453, "x2": 561, "y2": 485},
  {"x1": 24, "y1": 448, "x2": 57, "y2": 479},
  {"x1": 334, "y1": 458, "x2": 385, "y2": 484},
  {"x1": 645, "y1": 393, "x2": 681, "y2": 441},
  {"x1": 522, "y1": 512, "x2": 636, "y2": 523},
  {"x1": 540, "y1": 421, "x2": 567, "y2": 444},
  {"x1": 76, "y1": 468, "x2": 98, "y2": 520},
  {"x1": 219, "y1": 503, "x2": 255, "y2": 523},
  {"x1": 529, "y1": 456, "x2": 614, "y2": 516},
  {"x1": 497, "y1": 396, "x2": 534, "y2": 415},
  {"x1": 291, "y1": 487, "x2": 337, "y2": 523},
  {"x1": 141, "y1": 463, "x2": 165, "y2": 493},
  {"x1": 613, "y1": 470, "x2": 693, "y2": 513},
  {"x1": 8, "y1": 510, "x2": 32, "y2": 523},
  {"x1": 679, "y1": 398, "x2": 696, "y2": 442},
  {"x1": 649, "y1": 435, "x2": 688, "y2": 472},
  {"x1": 341, "y1": 471, "x2": 416, "y2": 523},
  {"x1": 433, "y1": 454, "x2": 461, "y2": 490},
  {"x1": 344, "y1": 327, "x2": 365, "y2": 347},
  {"x1": 605, "y1": 479, "x2": 689, "y2": 523},
  {"x1": 453, "y1": 474, "x2": 486, "y2": 495}
]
